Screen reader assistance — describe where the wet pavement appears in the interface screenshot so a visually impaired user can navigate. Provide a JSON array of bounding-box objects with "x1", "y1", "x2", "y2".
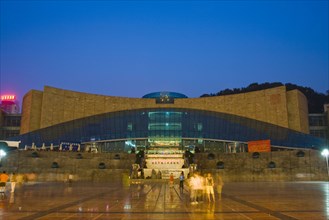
[{"x1": 0, "y1": 180, "x2": 328, "y2": 220}]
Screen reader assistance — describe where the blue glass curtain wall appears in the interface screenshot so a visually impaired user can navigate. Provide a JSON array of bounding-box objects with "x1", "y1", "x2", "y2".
[{"x1": 9, "y1": 108, "x2": 326, "y2": 150}]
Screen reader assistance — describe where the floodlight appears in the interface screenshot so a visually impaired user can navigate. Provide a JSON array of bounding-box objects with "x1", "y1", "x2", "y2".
[
  {"x1": 0, "y1": 149, "x2": 6, "y2": 157},
  {"x1": 321, "y1": 149, "x2": 329, "y2": 157},
  {"x1": 321, "y1": 149, "x2": 329, "y2": 180}
]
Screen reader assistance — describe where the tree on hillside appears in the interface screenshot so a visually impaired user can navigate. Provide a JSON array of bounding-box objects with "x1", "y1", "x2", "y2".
[{"x1": 200, "y1": 82, "x2": 329, "y2": 113}]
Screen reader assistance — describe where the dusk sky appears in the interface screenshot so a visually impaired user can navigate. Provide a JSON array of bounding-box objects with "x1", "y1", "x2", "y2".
[{"x1": 0, "y1": 1, "x2": 328, "y2": 105}]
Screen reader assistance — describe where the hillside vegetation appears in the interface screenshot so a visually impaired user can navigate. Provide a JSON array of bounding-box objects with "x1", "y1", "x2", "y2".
[{"x1": 200, "y1": 82, "x2": 329, "y2": 113}]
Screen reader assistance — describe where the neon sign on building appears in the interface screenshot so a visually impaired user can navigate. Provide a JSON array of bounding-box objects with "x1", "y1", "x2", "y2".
[{"x1": 1, "y1": 95, "x2": 16, "y2": 101}]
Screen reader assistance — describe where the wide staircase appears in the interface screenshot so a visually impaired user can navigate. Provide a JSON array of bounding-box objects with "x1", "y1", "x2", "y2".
[{"x1": 143, "y1": 147, "x2": 189, "y2": 179}]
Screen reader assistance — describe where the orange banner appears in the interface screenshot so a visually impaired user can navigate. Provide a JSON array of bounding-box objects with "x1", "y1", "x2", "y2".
[{"x1": 248, "y1": 140, "x2": 271, "y2": 152}]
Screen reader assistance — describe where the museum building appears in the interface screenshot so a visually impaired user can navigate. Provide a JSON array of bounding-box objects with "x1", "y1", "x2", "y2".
[{"x1": 8, "y1": 85, "x2": 326, "y2": 152}]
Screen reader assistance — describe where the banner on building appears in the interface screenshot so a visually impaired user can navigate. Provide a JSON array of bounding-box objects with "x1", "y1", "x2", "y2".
[{"x1": 248, "y1": 140, "x2": 271, "y2": 152}]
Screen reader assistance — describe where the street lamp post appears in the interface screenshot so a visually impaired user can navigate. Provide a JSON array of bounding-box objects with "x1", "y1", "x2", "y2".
[{"x1": 321, "y1": 149, "x2": 329, "y2": 180}]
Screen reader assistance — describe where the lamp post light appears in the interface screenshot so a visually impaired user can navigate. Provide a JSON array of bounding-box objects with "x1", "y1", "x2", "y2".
[
  {"x1": 0, "y1": 149, "x2": 6, "y2": 165},
  {"x1": 321, "y1": 149, "x2": 329, "y2": 179}
]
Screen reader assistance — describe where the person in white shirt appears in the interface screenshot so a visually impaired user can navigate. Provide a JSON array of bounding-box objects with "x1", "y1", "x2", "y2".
[{"x1": 205, "y1": 173, "x2": 215, "y2": 203}]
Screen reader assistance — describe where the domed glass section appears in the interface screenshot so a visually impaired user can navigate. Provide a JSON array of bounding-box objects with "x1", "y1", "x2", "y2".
[{"x1": 142, "y1": 92, "x2": 188, "y2": 99}]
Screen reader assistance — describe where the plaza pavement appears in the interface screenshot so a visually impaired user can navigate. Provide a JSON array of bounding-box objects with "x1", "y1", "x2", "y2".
[{"x1": 0, "y1": 180, "x2": 328, "y2": 220}]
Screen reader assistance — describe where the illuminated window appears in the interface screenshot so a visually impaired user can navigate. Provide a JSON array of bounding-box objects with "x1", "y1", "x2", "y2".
[
  {"x1": 197, "y1": 123, "x2": 203, "y2": 131},
  {"x1": 148, "y1": 123, "x2": 182, "y2": 131},
  {"x1": 127, "y1": 123, "x2": 133, "y2": 131}
]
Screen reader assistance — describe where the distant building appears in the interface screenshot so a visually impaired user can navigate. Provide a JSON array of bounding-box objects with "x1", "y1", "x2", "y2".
[
  {"x1": 0, "y1": 95, "x2": 21, "y2": 139},
  {"x1": 309, "y1": 104, "x2": 329, "y2": 141},
  {"x1": 8, "y1": 85, "x2": 326, "y2": 151},
  {"x1": 0, "y1": 95, "x2": 20, "y2": 114},
  {"x1": 0, "y1": 110, "x2": 21, "y2": 140}
]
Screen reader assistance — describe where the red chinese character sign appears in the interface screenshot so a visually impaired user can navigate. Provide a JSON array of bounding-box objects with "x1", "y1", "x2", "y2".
[{"x1": 248, "y1": 140, "x2": 271, "y2": 152}]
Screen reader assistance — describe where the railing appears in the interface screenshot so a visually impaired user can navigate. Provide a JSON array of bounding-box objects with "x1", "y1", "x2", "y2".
[{"x1": 146, "y1": 154, "x2": 183, "y2": 158}]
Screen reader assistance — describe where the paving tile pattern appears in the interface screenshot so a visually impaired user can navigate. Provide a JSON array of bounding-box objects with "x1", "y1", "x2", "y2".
[{"x1": 0, "y1": 181, "x2": 327, "y2": 220}]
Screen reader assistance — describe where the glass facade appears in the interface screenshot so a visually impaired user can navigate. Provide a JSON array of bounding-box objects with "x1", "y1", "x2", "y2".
[
  {"x1": 309, "y1": 113, "x2": 328, "y2": 140},
  {"x1": 9, "y1": 108, "x2": 326, "y2": 151},
  {"x1": 0, "y1": 114, "x2": 21, "y2": 139},
  {"x1": 142, "y1": 92, "x2": 188, "y2": 99},
  {"x1": 309, "y1": 114, "x2": 327, "y2": 127}
]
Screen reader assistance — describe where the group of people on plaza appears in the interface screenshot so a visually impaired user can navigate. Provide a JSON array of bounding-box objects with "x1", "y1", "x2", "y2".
[
  {"x1": 169, "y1": 171, "x2": 224, "y2": 204},
  {"x1": 0, "y1": 171, "x2": 17, "y2": 198}
]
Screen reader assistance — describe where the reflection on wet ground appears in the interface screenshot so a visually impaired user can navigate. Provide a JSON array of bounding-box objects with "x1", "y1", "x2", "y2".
[{"x1": 0, "y1": 181, "x2": 328, "y2": 219}]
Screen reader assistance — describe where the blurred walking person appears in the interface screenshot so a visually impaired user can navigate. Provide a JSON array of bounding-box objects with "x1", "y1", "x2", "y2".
[
  {"x1": 195, "y1": 172, "x2": 204, "y2": 203},
  {"x1": 0, "y1": 171, "x2": 9, "y2": 198},
  {"x1": 189, "y1": 173, "x2": 198, "y2": 204},
  {"x1": 179, "y1": 171, "x2": 185, "y2": 193},
  {"x1": 217, "y1": 174, "x2": 224, "y2": 200},
  {"x1": 205, "y1": 173, "x2": 215, "y2": 203},
  {"x1": 169, "y1": 173, "x2": 174, "y2": 188},
  {"x1": 10, "y1": 172, "x2": 17, "y2": 193}
]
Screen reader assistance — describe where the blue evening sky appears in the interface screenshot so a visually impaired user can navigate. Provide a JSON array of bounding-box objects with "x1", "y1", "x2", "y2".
[{"x1": 0, "y1": 0, "x2": 328, "y2": 105}]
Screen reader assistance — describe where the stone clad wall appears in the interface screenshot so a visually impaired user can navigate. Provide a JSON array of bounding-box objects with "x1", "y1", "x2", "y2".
[
  {"x1": 0, "y1": 150, "x2": 327, "y2": 182},
  {"x1": 286, "y1": 90, "x2": 309, "y2": 133},
  {"x1": 20, "y1": 90, "x2": 43, "y2": 134},
  {"x1": 1, "y1": 151, "x2": 135, "y2": 182},
  {"x1": 20, "y1": 85, "x2": 309, "y2": 134},
  {"x1": 195, "y1": 150, "x2": 327, "y2": 182}
]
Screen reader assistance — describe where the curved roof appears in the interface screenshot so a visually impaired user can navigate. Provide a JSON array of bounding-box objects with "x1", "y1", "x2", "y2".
[{"x1": 142, "y1": 92, "x2": 188, "y2": 99}]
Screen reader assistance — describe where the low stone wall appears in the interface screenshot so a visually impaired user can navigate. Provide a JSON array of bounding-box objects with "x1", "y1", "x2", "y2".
[
  {"x1": 0, "y1": 151, "x2": 135, "y2": 182},
  {"x1": 0, "y1": 150, "x2": 327, "y2": 182},
  {"x1": 195, "y1": 150, "x2": 328, "y2": 182}
]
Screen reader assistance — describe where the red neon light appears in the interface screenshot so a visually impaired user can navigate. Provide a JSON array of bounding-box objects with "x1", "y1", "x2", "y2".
[{"x1": 1, "y1": 95, "x2": 16, "y2": 101}]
